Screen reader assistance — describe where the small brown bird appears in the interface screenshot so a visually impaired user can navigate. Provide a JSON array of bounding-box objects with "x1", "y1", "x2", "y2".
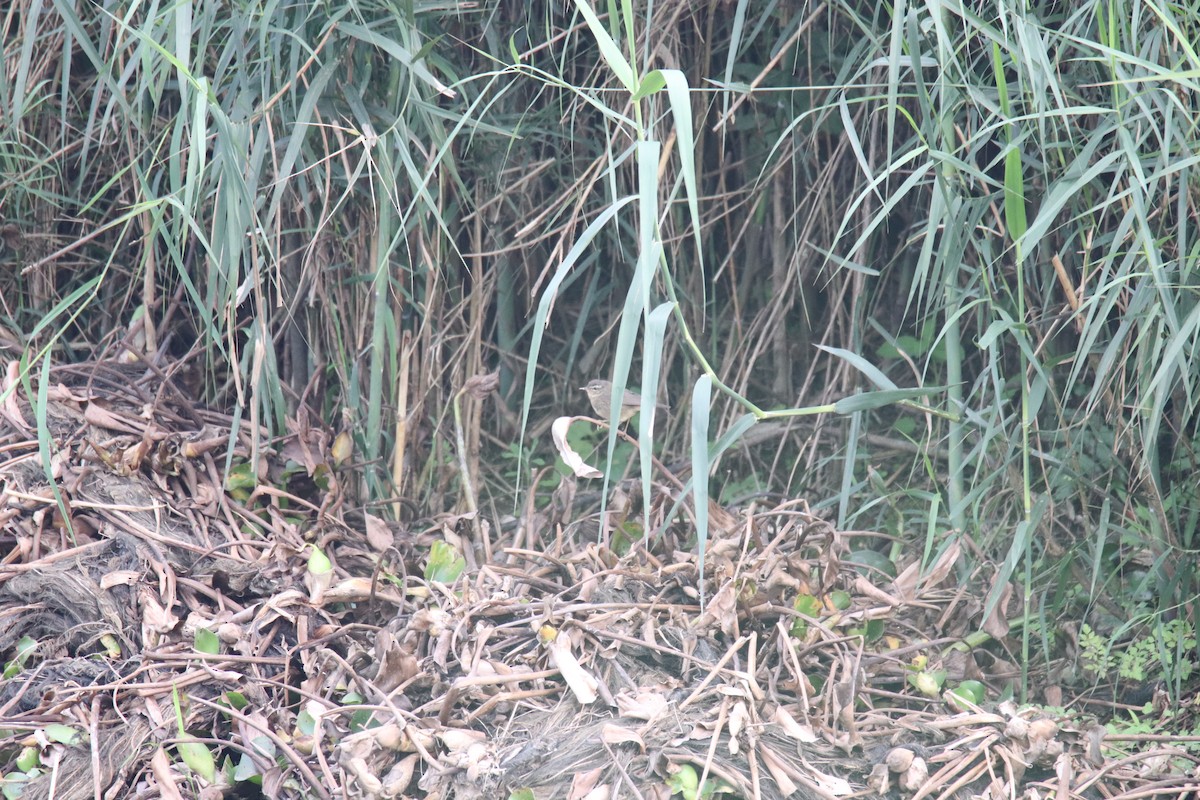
[{"x1": 580, "y1": 379, "x2": 663, "y2": 422}]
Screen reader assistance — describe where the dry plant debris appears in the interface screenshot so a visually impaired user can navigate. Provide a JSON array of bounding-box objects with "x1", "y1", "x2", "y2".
[{"x1": 1, "y1": 356, "x2": 1198, "y2": 799}]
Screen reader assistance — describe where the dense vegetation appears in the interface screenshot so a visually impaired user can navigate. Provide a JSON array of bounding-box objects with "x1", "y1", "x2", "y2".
[{"x1": 3, "y1": 0, "x2": 1198, "y2": 704}]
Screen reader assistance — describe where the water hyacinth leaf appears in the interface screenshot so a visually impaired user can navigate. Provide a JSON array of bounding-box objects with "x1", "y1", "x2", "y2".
[
  {"x1": 177, "y1": 738, "x2": 216, "y2": 783},
  {"x1": 194, "y1": 627, "x2": 220, "y2": 655},
  {"x1": 44, "y1": 724, "x2": 80, "y2": 745},
  {"x1": 829, "y1": 590, "x2": 852, "y2": 610},
  {"x1": 233, "y1": 752, "x2": 261, "y2": 782},
  {"x1": 425, "y1": 540, "x2": 466, "y2": 584},
  {"x1": 16, "y1": 746, "x2": 39, "y2": 772},
  {"x1": 3, "y1": 637, "x2": 37, "y2": 679},
  {"x1": 845, "y1": 549, "x2": 898, "y2": 580}
]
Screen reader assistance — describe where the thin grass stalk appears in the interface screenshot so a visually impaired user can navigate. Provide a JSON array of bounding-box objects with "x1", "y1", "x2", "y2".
[
  {"x1": 943, "y1": 272, "x2": 964, "y2": 535},
  {"x1": 392, "y1": 329, "x2": 413, "y2": 519},
  {"x1": 367, "y1": 218, "x2": 389, "y2": 499}
]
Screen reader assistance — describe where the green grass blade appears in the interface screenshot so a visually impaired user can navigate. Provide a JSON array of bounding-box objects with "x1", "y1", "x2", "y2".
[{"x1": 691, "y1": 375, "x2": 712, "y2": 607}]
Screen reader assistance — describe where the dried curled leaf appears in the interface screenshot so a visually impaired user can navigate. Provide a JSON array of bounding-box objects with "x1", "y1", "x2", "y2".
[{"x1": 551, "y1": 417, "x2": 602, "y2": 479}]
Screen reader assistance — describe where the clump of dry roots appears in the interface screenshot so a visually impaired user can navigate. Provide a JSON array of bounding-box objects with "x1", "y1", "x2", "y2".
[{"x1": 2, "y1": 356, "x2": 1195, "y2": 799}]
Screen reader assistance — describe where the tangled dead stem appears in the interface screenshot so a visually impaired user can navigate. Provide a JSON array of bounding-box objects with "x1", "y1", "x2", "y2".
[{"x1": 1, "y1": 357, "x2": 1197, "y2": 799}]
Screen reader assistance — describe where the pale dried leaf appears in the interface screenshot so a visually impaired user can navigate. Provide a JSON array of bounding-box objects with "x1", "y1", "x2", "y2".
[
  {"x1": 140, "y1": 589, "x2": 179, "y2": 634},
  {"x1": 324, "y1": 576, "x2": 405, "y2": 605},
  {"x1": 898, "y1": 756, "x2": 928, "y2": 792},
  {"x1": 150, "y1": 746, "x2": 185, "y2": 800},
  {"x1": 982, "y1": 580, "x2": 1012, "y2": 638},
  {"x1": 552, "y1": 417, "x2": 603, "y2": 479},
  {"x1": 616, "y1": 690, "x2": 669, "y2": 721},
  {"x1": 759, "y1": 744, "x2": 799, "y2": 796},
  {"x1": 600, "y1": 724, "x2": 645, "y2": 749},
  {"x1": 549, "y1": 634, "x2": 599, "y2": 704},
  {"x1": 772, "y1": 706, "x2": 818, "y2": 742},
  {"x1": 567, "y1": 766, "x2": 604, "y2": 800},
  {"x1": 438, "y1": 728, "x2": 486, "y2": 753},
  {"x1": 101, "y1": 570, "x2": 140, "y2": 588},
  {"x1": 728, "y1": 701, "x2": 749, "y2": 753},
  {"x1": 363, "y1": 511, "x2": 394, "y2": 551},
  {"x1": 382, "y1": 753, "x2": 419, "y2": 796},
  {"x1": 693, "y1": 580, "x2": 738, "y2": 637}
]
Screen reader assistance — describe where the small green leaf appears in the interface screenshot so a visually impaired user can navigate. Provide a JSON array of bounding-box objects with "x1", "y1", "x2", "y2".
[
  {"x1": 248, "y1": 734, "x2": 276, "y2": 759},
  {"x1": 307, "y1": 545, "x2": 332, "y2": 575},
  {"x1": 296, "y1": 708, "x2": 317, "y2": 737},
  {"x1": 790, "y1": 594, "x2": 821, "y2": 638},
  {"x1": 312, "y1": 462, "x2": 331, "y2": 491},
  {"x1": 424, "y1": 540, "x2": 466, "y2": 584},
  {"x1": 225, "y1": 461, "x2": 256, "y2": 495},
  {"x1": 16, "y1": 745, "x2": 39, "y2": 771},
  {"x1": 793, "y1": 594, "x2": 821, "y2": 616},
  {"x1": 632, "y1": 69, "x2": 667, "y2": 100},
  {"x1": 910, "y1": 669, "x2": 947, "y2": 697},
  {"x1": 44, "y1": 724, "x2": 80, "y2": 745},
  {"x1": 233, "y1": 752, "x2": 261, "y2": 782},
  {"x1": 194, "y1": 627, "x2": 220, "y2": 655},
  {"x1": 946, "y1": 680, "x2": 986, "y2": 711},
  {"x1": 2, "y1": 772, "x2": 30, "y2": 800},
  {"x1": 14, "y1": 637, "x2": 36, "y2": 666},
  {"x1": 100, "y1": 633, "x2": 121, "y2": 659},
  {"x1": 348, "y1": 707, "x2": 376, "y2": 731},
  {"x1": 223, "y1": 691, "x2": 248, "y2": 709},
  {"x1": 845, "y1": 549, "x2": 898, "y2": 579},
  {"x1": 176, "y1": 738, "x2": 216, "y2": 783},
  {"x1": 667, "y1": 763, "x2": 699, "y2": 797},
  {"x1": 3, "y1": 636, "x2": 37, "y2": 679}
]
